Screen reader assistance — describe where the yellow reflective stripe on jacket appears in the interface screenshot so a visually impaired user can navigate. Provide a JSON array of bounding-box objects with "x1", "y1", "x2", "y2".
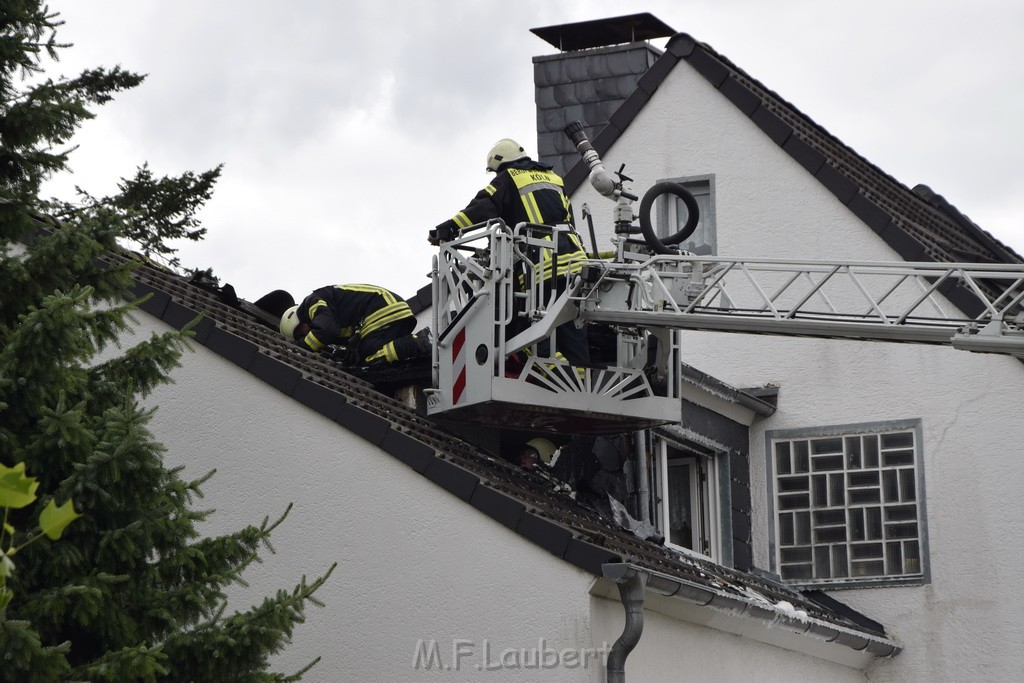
[
  {"x1": 365, "y1": 341, "x2": 399, "y2": 364},
  {"x1": 484, "y1": 184, "x2": 497, "y2": 196},
  {"x1": 507, "y1": 168, "x2": 566, "y2": 225},
  {"x1": 453, "y1": 211, "x2": 473, "y2": 229},
  {"x1": 507, "y1": 168, "x2": 563, "y2": 189},
  {"x1": 307, "y1": 299, "x2": 328, "y2": 320},
  {"x1": 522, "y1": 192, "x2": 543, "y2": 224},
  {"x1": 304, "y1": 331, "x2": 325, "y2": 351},
  {"x1": 517, "y1": 232, "x2": 586, "y2": 284},
  {"x1": 518, "y1": 183, "x2": 563, "y2": 222},
  {"x1": 361, "y1": 301, "x2": 413, "y2": 337},
  {"x1": 337, "y1": 284, "x2": 397, "y2": 304}
]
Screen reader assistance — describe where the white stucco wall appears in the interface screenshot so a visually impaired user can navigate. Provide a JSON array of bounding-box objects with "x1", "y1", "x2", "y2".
[
  {"x1": 132, "y1": 316, "x2": 603, "y2": 682},
  {"x1": 569, "y1": 59, "x2": 1024, "y2": 680}
]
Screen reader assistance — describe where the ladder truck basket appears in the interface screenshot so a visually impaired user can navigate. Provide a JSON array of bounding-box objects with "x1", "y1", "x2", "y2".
[{"x1": 425, "y1": 219, "x2": 681, "y2": 434}]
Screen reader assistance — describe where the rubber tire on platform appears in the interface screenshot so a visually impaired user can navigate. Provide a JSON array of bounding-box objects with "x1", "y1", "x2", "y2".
[{"x1": 638, "y1": 182, "x2": 700, "y2": 255}]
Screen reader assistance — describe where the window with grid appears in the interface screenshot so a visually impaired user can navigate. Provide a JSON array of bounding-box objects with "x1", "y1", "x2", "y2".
[{"x1": 769, "y1": 422, "x2": 928, "y2": 586}]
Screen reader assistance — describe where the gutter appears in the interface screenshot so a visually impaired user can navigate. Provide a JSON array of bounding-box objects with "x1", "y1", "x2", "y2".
[
  {"x1": 679, "y1": 362, "x2": 777, "y2": 417},
  {"x1": 602, "y1": 563, "x2": 901, "y2": 680}
]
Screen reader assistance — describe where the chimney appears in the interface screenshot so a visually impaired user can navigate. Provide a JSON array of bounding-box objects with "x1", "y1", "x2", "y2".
[{"x1": 531, "y1": 13, "x2": 675, "y2": 175}]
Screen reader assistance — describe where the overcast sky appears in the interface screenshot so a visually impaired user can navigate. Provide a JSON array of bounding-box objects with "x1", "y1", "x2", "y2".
[{"x1": 45, "y1": 1, "x2": 1023, "y2": 303}]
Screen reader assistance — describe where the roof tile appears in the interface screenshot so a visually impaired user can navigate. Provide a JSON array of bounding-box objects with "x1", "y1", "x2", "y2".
[
  {"x1": 248, "y1": 353, "x2": 302, "y2": 396},
  {"x1": 423, "y1": 456, "x2": 479, "y2": 501}
]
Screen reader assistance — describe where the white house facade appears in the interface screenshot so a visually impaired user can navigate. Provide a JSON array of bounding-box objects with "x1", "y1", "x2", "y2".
[{"x1": 90, "y1": 13, "x2": 1024, "y2": 683}]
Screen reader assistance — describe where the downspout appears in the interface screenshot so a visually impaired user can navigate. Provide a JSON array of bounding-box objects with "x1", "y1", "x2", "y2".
[
  {"x1": 633, "y1": 430, "x2": 651, "y2": 523},
  {"x1": 606, "y1": 566, "x2": 648, "y2": 683}
]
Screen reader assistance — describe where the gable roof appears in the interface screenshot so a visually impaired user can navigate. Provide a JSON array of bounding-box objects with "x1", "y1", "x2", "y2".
[
  {"x1": 113, "y1": 246, "x2": 900, "y2": 661},
  {"x1": 560, "y1": 32, "x2": 1023, "y2": 315}
]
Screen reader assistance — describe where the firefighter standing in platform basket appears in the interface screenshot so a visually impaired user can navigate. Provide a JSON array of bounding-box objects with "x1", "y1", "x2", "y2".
[{"x1": 430, "y1": 138, "x2": 590, "y2": 365}]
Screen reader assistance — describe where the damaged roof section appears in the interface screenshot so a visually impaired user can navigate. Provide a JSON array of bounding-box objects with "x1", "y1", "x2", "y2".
[{"x1": 113, "y1": 245, "x2": 901, "y2": 664}]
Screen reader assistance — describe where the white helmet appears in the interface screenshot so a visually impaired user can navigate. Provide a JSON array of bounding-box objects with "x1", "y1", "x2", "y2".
[
  {"x1": 525, "y1": 437, "x2": 557, "y2": 465},
  {"x1": 485, "y1": 138, "x2": 527, "y2": 172},
  {"x1": 279, "y1": 305, "x2": 301, "y2": 339}
]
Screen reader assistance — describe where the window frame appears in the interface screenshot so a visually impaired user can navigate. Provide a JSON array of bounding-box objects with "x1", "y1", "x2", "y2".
[
  {"x1": 765, "y1": 419, "x2": 931, "y2": 589},
  {"x1": 655, "y1": 174, "x2": 717, "y2": 256},
  {"x1": 653, "y1": 437, "x2": 724, "y2": 563}
]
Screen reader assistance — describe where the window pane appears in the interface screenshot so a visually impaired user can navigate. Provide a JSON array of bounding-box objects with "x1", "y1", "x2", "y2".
[
  {"x1": 814, "y1": 546, "x2": 831, "y2": 578},
  {"x1": 885, "y1": 522, "x2": 918, "y2": 540},
  {"x1": 883, "y1": 449, "x2": 914, "y2": 466},
  {"x1": 778, "y1": 476, "x2": 809, "y2": 493},
  {"x1": 850, "y1": 542, "x2": 883, "y2": 560},
  {"x1": 667, "y1": 463, "x2": 693, "y2": 549},
  {"x1": 812, "y1": 455, "x2": 844, "y2": 472},
  {"x1": 863, "y1": 435, "x2": 879, "y2": 468},
  {"x1": 852, "y1": 560, "x2": 885, "y2": 577},
  {"x1": 848, "y1": 508, "x2": 865, "y2": 541},
  {"x1": 831, "y1": 546, "x2": 849, "y2": 578},
  {"x1": 885, "y1": 504, "x2": 917, "y2": 522},
  {"x1": 900, "y1": 469, "x2": 917, "y2": 501},
  {"x1": 781, "y1": 547, "x2": 812, "y2": 563},
  {"x1": 779, "y1": 493, "x2": 810, "y2": 510},
  {"x1": 794, "y1": 441, "x2": 810, "y2": 473},
  {"x1": 781, "y1": 563, "x2": 814, "y2": 580},
  {"x1": 811, "y1": 438, "x2": 843, "y2": 454},
  {"x1": 776, "y1": 441, "x2": 791, "y2": 475},
  {"x1": 796, "y1": 511, "x2": 812, "y2": 545},
  {"x1": 812, "y1": 475, "x2": 827, "y2": 506},
  {"x1": 849, "y1": 471, "x2": 879, "y2": 487},
  {"x1": 866, "y1": 507, "x2": 883, "y2": 540},
  {"x1": 882, "y1": 432, "x2": 913, "y2": 449},
  {"x1": 886, "y1": 542, "x2": 903, "y2": 576},
  {"x1": 815, "y1": 526, "x2": 847, "y2": 543},
  {"x1": 829, "y1": 474, "x2": 845, "y2": 506},
  {"x1": 904, "y1": 541, "x2": 921, "y2": 574},
  {"x1": 882, "y1": 470, "x2": 899, "y2": 502},
  {"x1": 813, "y1": 509, "x2": 845, "y2": 526},
  {"x1": 845, "y1": 437, "x2": 861, "y2": 468},
  {"x1": 779, "y1": 512, "x2": 794, "y2": 546},
  {"x1": 657, "y1": 179, "x2": 716, "y2": 255},
  {"x1": 849, "y1": 489, "x2": 881, "y2": 504}
]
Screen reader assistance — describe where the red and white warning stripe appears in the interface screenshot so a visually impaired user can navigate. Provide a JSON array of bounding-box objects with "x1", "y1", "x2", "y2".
[{"x1": 451, "y1": 328, "x2": 467, "y2": 405}]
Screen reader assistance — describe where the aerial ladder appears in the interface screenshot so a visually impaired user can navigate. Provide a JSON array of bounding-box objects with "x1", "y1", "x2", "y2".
[{"x1": 425, "y1": 123, "x2": 1024, "y2": 435}]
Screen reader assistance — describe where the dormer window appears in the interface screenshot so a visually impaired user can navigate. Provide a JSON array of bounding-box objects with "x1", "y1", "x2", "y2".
[{"x1": 652, "y1": 437, "x2": 722, "y2": 562}]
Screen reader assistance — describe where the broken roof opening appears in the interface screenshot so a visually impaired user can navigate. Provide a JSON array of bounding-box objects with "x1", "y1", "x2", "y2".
[{"x1": 531, "y1": 13, "x2": 676, "y2": 52}]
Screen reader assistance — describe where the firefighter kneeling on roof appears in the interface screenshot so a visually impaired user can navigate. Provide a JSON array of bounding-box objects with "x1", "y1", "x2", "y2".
[{"x1": 279, "y1": 284, "x2": 430, "y2": 365}]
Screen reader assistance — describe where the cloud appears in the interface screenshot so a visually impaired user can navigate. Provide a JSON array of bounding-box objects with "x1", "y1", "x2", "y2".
[{"x1": 41, "y1": 0, "x2": 1024, "y2": 302}]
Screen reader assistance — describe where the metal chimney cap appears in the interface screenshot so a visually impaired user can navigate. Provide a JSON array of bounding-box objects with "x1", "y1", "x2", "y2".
[{"x1": 530, "y1": 13, "x2": 676, "y2": 52}]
